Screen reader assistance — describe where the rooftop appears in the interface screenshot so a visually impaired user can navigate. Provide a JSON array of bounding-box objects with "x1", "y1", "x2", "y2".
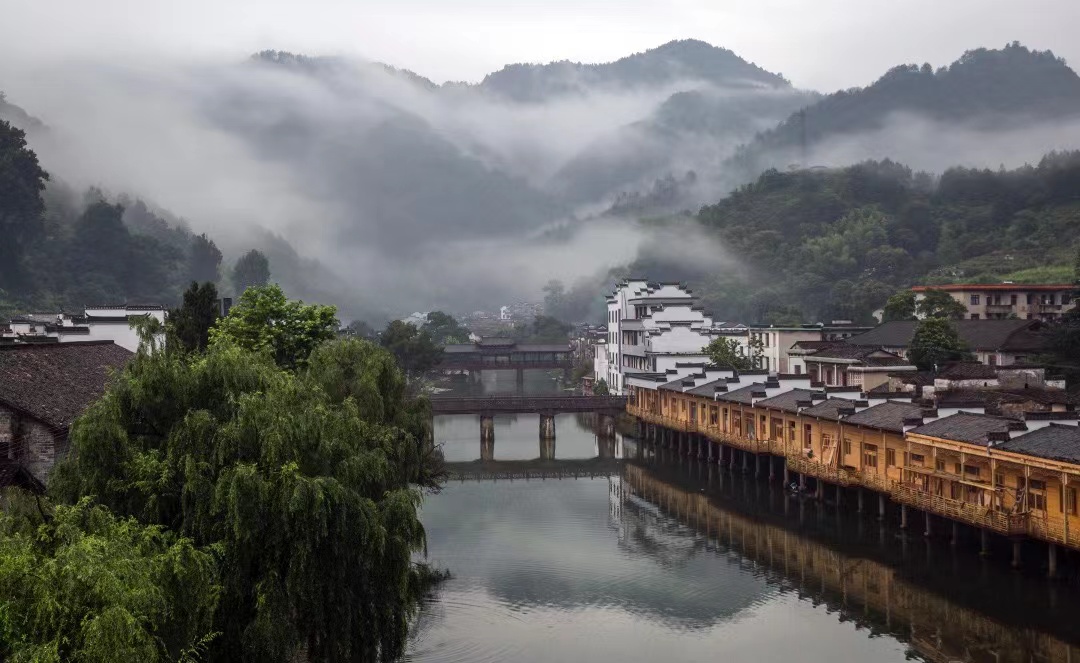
[
  {"x1": 911, "y1": 284, "x2": 1074, "y2": 292},
  {"x1": 844, "y1": 401, "x2": 927, "y2": 433},
  {"x1": 998, "y1": 424, "x2": 1080, "y2": 464},
  {"x1": 846, "y1": 319, "x2": 1045, "y2": 351},
  {"x1": 0, "y1": 341, "x2": 133, "y2": 430},
  {"x1": 909, "y1": 412, "x2": 1020, "y2": 445},
  {"x1": 754, "y1": 389, "x2": 819, "y2": 413}
]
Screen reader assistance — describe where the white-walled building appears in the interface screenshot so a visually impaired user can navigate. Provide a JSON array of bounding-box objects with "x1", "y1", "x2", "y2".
[
  {"x1": 2, "y1": 305, "x2": 166, "y2": 352},
  {"x1": 597, "y1": 280, "x2": 731, "y2": 395}
]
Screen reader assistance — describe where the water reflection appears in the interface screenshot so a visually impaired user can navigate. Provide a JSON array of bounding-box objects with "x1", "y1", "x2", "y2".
[{"x1": 409, "y1": 440, "x2": 1080, "y2": 663}]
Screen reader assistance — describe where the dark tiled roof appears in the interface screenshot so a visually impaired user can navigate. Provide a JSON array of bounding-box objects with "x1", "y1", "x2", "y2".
[
  {"x1": 998, "y1": 425, "x2": 1080, "y2": 464},
  {"x1": 0, "y1": 341, "x2": 132, "y2": 430},
  {"x1": 755, "y1": 389, "x2": 818, "y2": 413},
  {"x1": 801, "y1": 398, "x2": 857, "y2": 420},
  {"x1": 910, "y1": 412, "x2": 1019, "y2": 445},
  {"x1": 808, "y1": 345, "x2": 879, "y2": 360},
  {"x1": 791, "y1": 340, "x2": 842, "y2": 351},
  {"x1": 846, "y1": 319, "x2": 1042, "y2": 351},
  {"x1": 477, "y1": 337, "x2": 516, "y2": 347},
  {"x1": 715, "y1": 382, "x2": 768, "y2": 405},
  {"x1": 845, "y1": 401, "x2": 926, "y2": 433},
  {"x1": 687, "y1": 378, "x2": 733, "y2": 397},
  {"x1": 939, "y1": 362, "x2": 998, "y2": 380}
]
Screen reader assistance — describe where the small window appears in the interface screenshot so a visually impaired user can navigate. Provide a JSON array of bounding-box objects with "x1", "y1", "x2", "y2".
[
  {"x1": 935, "y1": 459, "x2": 945, "y2": 472},
  {"x1": 1062, "y1": 487, "x2": 1077, "y2": 515},
  {"x1": 843, "y1": 438, "x2": 851, "y2": 455},
  {"x1": 964, "y1": 464, "x2": 980, "y2": 477},
  {"x1": 970, "y1": 294, "x2": 980, "y2": 305},
  {"x1": 886, "y1": 448, "x2": 896, "y2": 467},
  {"x1": 909, "y1": 453, "x2": 925, "y2": 466},
  {"x1": 970, "y1": 313, "x2": 980, "y2": 320}
]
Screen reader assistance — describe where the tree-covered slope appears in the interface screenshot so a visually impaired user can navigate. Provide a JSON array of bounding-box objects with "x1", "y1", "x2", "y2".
[
  {"x1": 623, "y1": 152, "x2": 1080, "y2": 325},
  {"x1": 734, "y1": 43, "x2": 1080, "y2": 174},
  {"x1": 480, "y1": 39, "x2": 790, "y2": 102}
]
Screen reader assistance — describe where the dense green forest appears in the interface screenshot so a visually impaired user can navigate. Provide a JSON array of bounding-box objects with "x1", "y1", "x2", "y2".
[
  {"x1": 620, "y1": 152, "x2": 1080, "y2": 324},
  {"x1": 734, "y1": 43, "x2": 1080, "y2": 175},
  {"x1": 0, "y1": 118, "x2": 270, "y2": 316}
]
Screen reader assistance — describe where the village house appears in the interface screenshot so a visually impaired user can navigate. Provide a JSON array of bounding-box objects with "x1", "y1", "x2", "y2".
[
  {"x1": 2, "y1": 304, "x2": 166, "y2": 352},
  {"x1": 749, "y1": 322, "x2": 872, "y2": 374},
  {"x1": 912, "y1": 283, "x2": 1076, "y2": 320},
  {"x1": 626, "y1": 359, "x2": 1080, "y2": 570},
  {"x1": 0, "y1": 341, "x2": 133, "y2": 491},
  {"x1": 842, "y1": 318, "x2": 1051, "y2": 366}
]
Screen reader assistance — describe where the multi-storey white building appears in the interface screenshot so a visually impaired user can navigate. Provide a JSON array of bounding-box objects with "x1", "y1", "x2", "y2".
[
  {"x1": 597, "y1": 280, "x2": 732, "y2": 395},
  {"x1": 2, "y1": 305, "x2": 166, "y2": 352}
]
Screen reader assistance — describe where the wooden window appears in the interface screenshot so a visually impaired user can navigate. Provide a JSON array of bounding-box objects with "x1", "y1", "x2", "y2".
[
  {"x1": 886, "y1": 448, "x2": 896, "y2": 467},
  {"x1": 771, "y1": 418, "x2": 782, "y2": 441},
  {"x1": 1061, "y1": 487, "x2": 1077, "y2": 515},
  {"x1": 954, "y1": 462, "x2": 962, "y2": 475},
  {"x1": 863, "y1": 444, "x2": 878, "y2": 469},
  {"x1": 935, "y1": 459, "x2": 945, "y2": 472},
  {"x1": 963, "y1": 465, "x2": 980, "y2": 477},
  {"x1": 843, "y1": 438, "x2": 852, "y2": 456},
  {"x1": 910, "y1": 453, "x2": 925, "y2": 466},
  {"x1": 788, "y1": 421, "x2": 796, "y2": 442},
  {"x1": 710, "y1": 407, "x2": 719, "y2": 426}
]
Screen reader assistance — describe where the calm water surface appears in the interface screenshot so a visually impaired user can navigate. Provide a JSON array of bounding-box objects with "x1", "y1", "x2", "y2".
[{"x1": 410, "y1": 407, "x2": 1080, "y2": 662}]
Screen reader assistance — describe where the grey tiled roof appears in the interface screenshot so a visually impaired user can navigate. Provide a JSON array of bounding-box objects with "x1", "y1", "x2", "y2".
[
  {"x1": 909, "y1": 412, "x2": 1019, "y2": 445},
  {"x1": 715, "y1": 383, "x2": 767, "y2": 405},
  {"x1": 998, "y1": 425, "x2": 1080, "y2": 464},
  {"x1": 686, "y1": 378, "x2": 733, "y2": 397},
  {"x1": 0, "y1": 341, "x2": 132, "y2": 430},
  {"x1": 844, "y1": 401, "x2": 926, "y2": 432},
  {"x1": 754, "y1": 389, "x2": 818, "y2": 413},
  {"x1": 801, "y1": 398, "x2": 857, "y2": 421},
  {"x1": 846, "y1": 319, "x2": 1045, "y2": 352}
]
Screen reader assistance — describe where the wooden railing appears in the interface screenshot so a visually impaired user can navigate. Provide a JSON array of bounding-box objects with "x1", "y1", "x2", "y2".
[
  {"x1": 628, "y1": 403, "x2": 1080, "y2": 548},
  {"x1": 889, "y1": 482, "x2": 1029, "y2": 537}
]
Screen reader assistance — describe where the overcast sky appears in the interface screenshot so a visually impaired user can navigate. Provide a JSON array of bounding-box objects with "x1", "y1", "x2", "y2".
[{"x1": 3, "y1": 0, "x2": 1079, "y2": 91}]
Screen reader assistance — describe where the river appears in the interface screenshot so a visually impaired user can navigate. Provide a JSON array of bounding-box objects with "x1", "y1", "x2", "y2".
[{"x1": 409, "y1": 381, "x2": 1080, "y2": 662}]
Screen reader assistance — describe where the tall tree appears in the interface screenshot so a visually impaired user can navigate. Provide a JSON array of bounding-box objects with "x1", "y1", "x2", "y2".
[
  {"x1": 917, "y1": 289, "x2": 969, "y2": 320},
  {"x1": 424, "y1": 311, "x2": 468, "y2": 344},
  {"x1": 169, "y1": 281, "x2": 220, "y2": 353},
  {"x1": 49, "y1": 335, "x2": 440, "y2": 662},
  {"x1": 705, "y1": 336, "x2": 764, "y2": 370},
  {"x1": 0, "y1": 119, "x2": 48, "y2": 292},
  {"x1": 231, "y1": 249, "x2": 270, "y2": 294},
  {"x1": 210, "y1": 284, "x2": 338, "y2": 370},
  {"x1": 187, "y1": 233, "x2": 222, "y2": 284},
  {"x1": 908, "y1": 318, "x2": 973, "y2": 370},
  {"x1": 378, "y1": 320, "x2": 443, "y2": 382},
  {"x1": 882, "y1": 290, "x2": 918, "y2": 321}
]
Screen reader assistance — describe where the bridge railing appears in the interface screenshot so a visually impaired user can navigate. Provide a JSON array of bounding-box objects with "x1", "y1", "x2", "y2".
[{"x1": 430, "y1": 395, "x2": 628, "y2": 414}]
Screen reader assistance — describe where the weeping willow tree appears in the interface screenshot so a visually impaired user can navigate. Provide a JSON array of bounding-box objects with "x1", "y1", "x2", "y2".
[
  {"x1": 50, "y1": 333, "x2": 443, "y2": 662},
  {"x1": 0, "y1": 494, "x2": 219, "y2": 663}
]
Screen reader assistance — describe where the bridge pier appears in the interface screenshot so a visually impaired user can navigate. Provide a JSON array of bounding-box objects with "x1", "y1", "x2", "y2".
[
  {"x1": 515, "y1": 368, "x2": 525, "y2": 394},
  {"x1": 540, "y1": 436, "x2": 556, "y2": 461},
  {"x1": 480, "y1": 415, "x2": 495, "y2": 461},
  {"x1": 599, "y1": 414, "x2": 616, "y2": 440},
  {"x1": 539, "y1": 413, "x2": 556, "y2": 441},
  {"x1": 598, "y1": 436, "x2": 616, "y2": 459}
]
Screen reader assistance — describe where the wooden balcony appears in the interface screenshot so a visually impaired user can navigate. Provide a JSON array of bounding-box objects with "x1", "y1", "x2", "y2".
[{"x1": 889, "y1": 482, "x2": 1028, "y2": 537}]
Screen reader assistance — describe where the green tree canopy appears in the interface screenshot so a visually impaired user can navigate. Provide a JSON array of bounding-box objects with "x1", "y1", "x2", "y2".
[
  {"x1": 0, "y1": 119, "x2": 48, "y2": 292},
  {"x1": 379, "y1": 320, "x2": 443, "y2": 382},
  {"x1": 882, "y1": 290, "x2": 918, "y2": 321},
  {"x1": 908, "y1": 318, "x2": 973, "y2": 371},
  {"x1": 169, "y1": 281, "x2": 219, "y2": 353},
  {"x1": 187, "y1": 233, "x2": 222, "y2": 284},
  {"x1": 593, "y1": 378, "x2": 610, "y2": 395},
  {"x1": 49, "y1": 336, "x2": 439, "y2": 662},
  {"x1": 424, "y1": 311, "x2": 468, "y2": 345},
  {"x1": 705, "y1": 336, "x2": 762, "y2": 371},
  {"x1": 210, "y1": 284, "x2": 338, "y2": 370},
  {"x1": 917, "y1": 289, "x2": 969, "y2": 319},
  {"x1": 0, "y1": 495, "x2": 218, "y2": 663},
  {"x1": 231, "y1": 249, "x2": 270, "y2": 294}
]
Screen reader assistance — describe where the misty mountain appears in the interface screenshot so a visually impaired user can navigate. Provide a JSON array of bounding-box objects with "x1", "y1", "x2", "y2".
[
  {"x1": 735, "y1": 43, "x2": 1080, "y2": 174},
  {"x1": 479, "y1": 39, "x2": 790, "y2": 102}
]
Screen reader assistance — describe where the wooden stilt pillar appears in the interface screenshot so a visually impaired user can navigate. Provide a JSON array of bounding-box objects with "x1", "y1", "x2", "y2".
[
  {"x1": 924, "y1": 512, "x2": 933, "y2": 538},
  {"x1": 1049, "y1": 544, "x2": 1059, "y2": 579},
  {"x1": 980, "y1": 529, "x2": 991, "y2": 557},
  {"x1": 900, "y1": 504, "x2": 909, "y2": 529},
  {"x1": 857, "y1": 488, "x2": 864, "y2": 513},
  {"x1": 878, "y1": 493, "x2": 886, "y2": 521},
  {"x1": 1012, "y1": 539, "x2": 1023, "y2": 569},
  {"x1": 951, "y1": 521, "x2": 959, "y2": 546}
]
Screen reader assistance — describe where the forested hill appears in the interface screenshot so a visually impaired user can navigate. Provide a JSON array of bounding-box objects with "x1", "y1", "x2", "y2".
[
  {"x1": 732, "y1": 43, "x2": 1080, "y2": 175},
  {"x1": 628, "y1": 153, "x2": 1080, "y2": 325},
  {"x1": 479, "y1": 39, "x2": 790, "y2": 102}
]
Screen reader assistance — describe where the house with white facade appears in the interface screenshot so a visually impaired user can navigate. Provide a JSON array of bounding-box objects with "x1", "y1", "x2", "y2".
[
  {"x1": 2, "y1": 305, "x2": 166, "y2": 352},
  {"x1": 597, "y1": 280, "x2": 732, "y2": 395}
]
